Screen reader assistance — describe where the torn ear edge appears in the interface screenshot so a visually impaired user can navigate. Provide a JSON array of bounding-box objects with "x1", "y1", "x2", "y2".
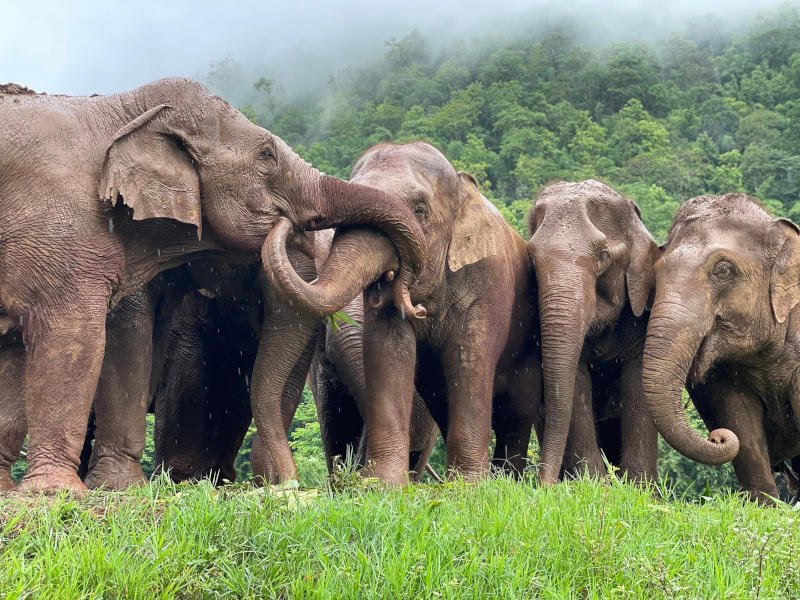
[{"x1": 99, "y1": 104, "x2": 203, "y2": 238}]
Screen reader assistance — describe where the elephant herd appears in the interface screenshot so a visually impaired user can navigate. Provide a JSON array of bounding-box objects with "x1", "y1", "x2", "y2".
[{"x1": 1, "y1": 78, "x2": 799, "y2": 504}]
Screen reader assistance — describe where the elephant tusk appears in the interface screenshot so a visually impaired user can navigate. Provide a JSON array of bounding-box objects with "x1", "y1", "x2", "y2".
[{"x1": 394, "y1": 280, "x2": 426, "y2": 320}]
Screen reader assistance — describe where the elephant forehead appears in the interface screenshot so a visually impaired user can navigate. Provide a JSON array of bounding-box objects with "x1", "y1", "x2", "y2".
[
  {"x1": 352, "y1": 166, "x2": 436, "y2": 197},
  {"x1": 671, "y1": 214, "x2": 765, "y2": 252},
  {"x1": 664, "y1": 230, "x2": 765, "y2": 267}
]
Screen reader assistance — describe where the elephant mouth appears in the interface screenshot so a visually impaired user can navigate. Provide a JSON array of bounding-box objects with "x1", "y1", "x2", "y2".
[{"x1": 690, "y1": 334, "x2": 717, "y2": 383}]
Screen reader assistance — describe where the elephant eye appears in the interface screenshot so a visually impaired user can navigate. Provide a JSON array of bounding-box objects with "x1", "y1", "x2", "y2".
[
  {"x1": 595, "y1": 248, "x2": 611, "y2": 272},
  {"x1": 711, "y1": 259, "x2": 736, "y2": 281},
  {"x1": 413, "y1": 203, "x2": 428, "y2": 220},
  {"x1": 259, "y1": 147, "x2": 276, "y2": 162}
]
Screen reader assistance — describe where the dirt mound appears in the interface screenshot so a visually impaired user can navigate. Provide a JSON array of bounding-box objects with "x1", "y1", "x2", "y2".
[{"x1": 0, "y1": 83, "x2": 38, "y2": 95}]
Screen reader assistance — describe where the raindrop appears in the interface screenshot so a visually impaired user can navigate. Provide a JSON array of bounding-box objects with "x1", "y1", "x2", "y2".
[
  {"x1": 108, "y1": 218, "x2": 114, "y2": 233},
  {"x1": 237, "y1": 367, "x2": 241, "y2": 376},
  {"x1": 157, "y1": 248, "x2": 161, "y2": 257},
  {"x1": 245, "y1": 375, "x2": 250, "y2": 386}
]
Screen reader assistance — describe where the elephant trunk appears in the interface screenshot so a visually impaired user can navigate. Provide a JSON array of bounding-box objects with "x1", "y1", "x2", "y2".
[
  {"x1": 535, "y1": 269, "x2": 592, "y2": 484},
  {"x1": 641, "y1": 292, "x2": 739, "y2": 464},
  {"x1": 263, "y1": 217, "x2": 398, "y2": 317},
  {"x1": 299, "y1": 175, "x2": 426, "y2": 319}
]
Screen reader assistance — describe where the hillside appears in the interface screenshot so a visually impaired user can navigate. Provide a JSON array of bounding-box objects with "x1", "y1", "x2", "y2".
[{"x1": 206, "y1": 5, "x2": 800, "y2": 243}]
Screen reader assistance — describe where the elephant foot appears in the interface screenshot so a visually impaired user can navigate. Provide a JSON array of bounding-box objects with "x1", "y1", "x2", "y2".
[
  {"x1": 362, "y1": 463, "x2": 410, "y2": 487},
  {"x1": 84, "y1": 454, "x2": 146, "y2": 490},
  {"x1": 251, "y1": 434, "x2": 298, "y2": 486},
  {"x1": 18, "y1": 467, "x2": 87, "y2": 494}
]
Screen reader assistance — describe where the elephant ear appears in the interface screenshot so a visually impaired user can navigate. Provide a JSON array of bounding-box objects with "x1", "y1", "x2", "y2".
[
  {"x1": 625, "y1": 201, "x2": 659, "y2": 317},
  {"x1": 447, "y1": 172, "x2": 504, "y2": 272},
  {"x1": 769, "y1": 218, "x2": 800, "y2": 324},
  {"x1": 99, "y1": 104, "x2": 202, "y2": 238}
]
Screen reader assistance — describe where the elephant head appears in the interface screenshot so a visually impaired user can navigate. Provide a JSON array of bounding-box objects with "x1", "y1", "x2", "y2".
[
  {"x1": 263, "y1": 141, "x2": 504, "y2": 318},
  {"x1": 98, "y1": 78, "x2": 425, "y2": 305},
  {"x1": 527, "y1": 180, "x2": 659, "y2": 484},
  {"x1": 641, "y1": 194, "x2": 799, "y2": 464}
]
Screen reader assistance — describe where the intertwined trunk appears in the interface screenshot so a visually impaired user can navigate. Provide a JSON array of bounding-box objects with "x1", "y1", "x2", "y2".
[
  {"x1": 306, "y1": 177, "x2": 425, "y2": 317},
  {"x1": 263, "y1": 219, "x2": 397, "y2": 316}
]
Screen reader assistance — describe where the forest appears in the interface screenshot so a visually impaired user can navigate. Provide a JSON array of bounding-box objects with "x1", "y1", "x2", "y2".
[
  {"x1": 205, "y1": 4, "x2": 800, "y2": 248},
  {"x1": 193, "y1": 4, "x2": 800, "y2": 495}
]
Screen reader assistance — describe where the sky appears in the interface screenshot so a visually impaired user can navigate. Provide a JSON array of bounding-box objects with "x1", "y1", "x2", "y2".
[{"x1": 1, "y1": 0, "x2": 792, "y2": 98}]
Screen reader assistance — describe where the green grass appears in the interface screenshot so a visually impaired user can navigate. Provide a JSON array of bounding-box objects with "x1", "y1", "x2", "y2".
[{"x1": 1, "y1": 476, "x2": 798, "y2": 599}]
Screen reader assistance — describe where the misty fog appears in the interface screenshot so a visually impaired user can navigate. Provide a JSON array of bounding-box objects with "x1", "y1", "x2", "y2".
[{"x1": 1, "y1": 0, "x2": 793, "y2": 101}]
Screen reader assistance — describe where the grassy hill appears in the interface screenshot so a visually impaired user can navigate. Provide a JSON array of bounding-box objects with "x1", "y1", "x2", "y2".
[{"x1": 1, "y1": 477, "x2": 797, "y2": 599}]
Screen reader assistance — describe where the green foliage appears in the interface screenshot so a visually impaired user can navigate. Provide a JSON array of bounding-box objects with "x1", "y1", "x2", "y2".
[
  {"x1": 287, "y1": 389, "x2": 327, "y2": 489},
  {"x1": 141, "y1": 413, "x2": 156, "y2": 478}
]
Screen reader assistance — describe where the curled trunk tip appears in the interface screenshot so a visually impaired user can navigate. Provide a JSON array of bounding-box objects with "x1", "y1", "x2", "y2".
[{"x1": 642, "y1": 315, "x2": 740, "y2": 466}]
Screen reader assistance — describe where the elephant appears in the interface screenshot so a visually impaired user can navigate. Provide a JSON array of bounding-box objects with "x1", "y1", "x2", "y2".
[
  {"x1": 0, "y1": 257, "x2": 271, "y2": 489},
  {"x1": 310, "y1": 296, "x2": 440, "y2": 481},
  {"x1": 148, "y1": 259, "x2": 263, "y2": 484},
  {"x1": 264, "y1": 141, "x2": 542, "y2": 485},
  {"x1": 0, "y1": 78, "x2": 424, "y2": 491},
  {"x1": 148, "y1": 233, "x2": 437, "y2": 485},
  {"x1": 527, "y1": 180, "x2": 660, "y2": 484},
  {"x1": 641, "y1": 193, "x2": 800, "y2": 503}
]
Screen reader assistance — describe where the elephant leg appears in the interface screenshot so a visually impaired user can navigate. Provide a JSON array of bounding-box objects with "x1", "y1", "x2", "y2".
[
  {"x1": 493, "y1": 359, "x2": 541, "y2": 476},
  {"x1": 318, "y1": 299, "x2": 368, "y2": 473},
  {"x1": 413, "y1": 346, "x2": 449, "y2": 439},
  {"x1": 20, "y1": 295, "x2": 109, "y2": 492},
  {"x1": 408, "y1": 391, "x2": 438, "y2": 481},
  {"x1": 786, "y1": 457, "x2": 800, "y2": 501},
  {"x1": 251, "y1": 239, "x2": 318, "y2": 485},
  {"x1": 85, "y1": 291, "x2": 153, "y2": 489},
  {"x1": 203, "y1": 380, "x2": 252, "y2": 485},
  {"x1": 0, "y1": 338, "x2": 26, "y2": 491},
  {"x1": 251, "y1": 324, "x2": 317, "y2": 483},
  {"x1": 362, "y1": 306, "x2": 416, "y2": 485},
  {"x1": 618, "y1": 356, "x2": 658, "y2": 482},
  {"x1": 153, "y1": 294, "x2": 212, "y2": 482},
  {"x1": 312, "y1": 353, "x2": 363, "y2": 474},
  {"x1": 440, "y1": 319, "x2": 501, "y2": 481},
  {"x1": 200, "y1": 303, "x2": 257, "y2": 484},
  {"x1": 562, "y1": 360, "x2": 604, "y2": 480},
  {"x1": 250, "y1": 301, "x2": 317, "y2": 484},
  {"x1": 695, "y1": 378, "x2": 777, "y2": 504}
]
